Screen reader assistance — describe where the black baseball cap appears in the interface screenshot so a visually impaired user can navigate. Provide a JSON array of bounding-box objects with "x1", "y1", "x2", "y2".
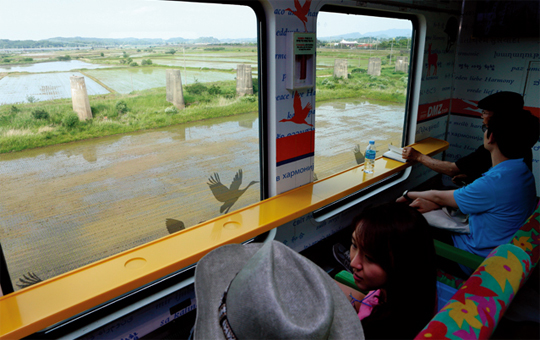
[{"x1": 477, "y1": 91, "x2": 524, "y2": 113}]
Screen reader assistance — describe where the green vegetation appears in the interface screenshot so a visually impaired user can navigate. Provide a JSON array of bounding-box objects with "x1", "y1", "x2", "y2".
[
  {"x1": 26, "y1": 95, "x2": 38, "y2": 104},
  {"x1": 316, "y1": 66, "x2": 407, "y2": 103},
  {"x1": 62, "y1": 112, "x2": 79, "y2": 128},
  {"x1": 0, "y1": 79, "x2": 257, "y2": 153},
  {"x1": 0, "y1": 44, "x2": 407, "y2": 154},
  {"x1": 31, "y1": 109, "x2": 50, "y2": 120}
]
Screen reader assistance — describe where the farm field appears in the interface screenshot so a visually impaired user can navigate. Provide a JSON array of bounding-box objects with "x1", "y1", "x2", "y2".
[
  {"x1": 150, "y1": 58, "x2": 256, "y2": 70},
  {"x1": 0, "y1": 59, "x2": 111, "y2": 73},
  {"x1": 314, "y1": 99, "x2": 404, "y2": 179},
  {"x1": 0, "y1": 72, "x2": 109, "y2": 105},
  {"x1": 0, "y1": 111, "x2": 261, "y2": 288},
  {"x1": 85, "y1": 67, "x2": 237, "y2": 94},
  {"x1": 0, "y1": 98, "x2": 405, "y2": 289},
  {"x1": 0, "y1": 44, "x2": 408, "y2": 155}
]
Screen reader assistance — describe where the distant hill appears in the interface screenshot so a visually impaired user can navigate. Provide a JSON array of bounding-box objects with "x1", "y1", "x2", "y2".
[
  {"x1": 318, "y1": 28, "x2": 412, "y2": 41},
  {"x1": 0, "y1": 36, "x2": 256, "y2": 49},
  {"x1": 0, "y1": 29, "x2": 406, "y2": 49}
]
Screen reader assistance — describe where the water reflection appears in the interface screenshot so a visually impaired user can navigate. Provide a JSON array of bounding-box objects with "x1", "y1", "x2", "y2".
[
  {"x1": 0, "y1": 99, "x2": 404, "y2": 290},
  {"x1": 238, "y1": 116, "x2": 257, "y2": 129},
  {"x1": 0, "y1": 72, "x2": 109, "y2": 105},
  {"x1": 0, "y1": 111, "x2": 260, "y2": 289},
  {"x1": 0, "y1": 60, "x2": 111, "y2": 73},
  {"x1": 314, "y1": 99, "x2": 405, "y2": 180}
]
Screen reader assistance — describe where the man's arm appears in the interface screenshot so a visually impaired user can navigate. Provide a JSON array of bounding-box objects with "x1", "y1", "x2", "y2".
[
  {"x1": 409, "y1": 190, "x2": 458, "y2": 208},
  {"x1": 402, "y1": 147, "x2": 461, "y2": 177}
]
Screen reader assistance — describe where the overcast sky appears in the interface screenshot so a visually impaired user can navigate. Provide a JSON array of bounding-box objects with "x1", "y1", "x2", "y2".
[{"x1": 1, "y1": 0, "x2": 411, "y2": 40}]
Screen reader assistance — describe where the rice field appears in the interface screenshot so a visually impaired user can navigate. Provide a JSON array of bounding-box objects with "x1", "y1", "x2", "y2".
[
  {"x1": 0, "y1": 60, "x2": 111, "y2": 73},
  {"x1": 84, "y1": 67, "x2": 237, "y2": 94},
  {"x1": 0, "y1": 72, "x2": 110, "y2": 105},
  {"x1": 150, "y1": 58, "x2": 256, "y2": 70}
]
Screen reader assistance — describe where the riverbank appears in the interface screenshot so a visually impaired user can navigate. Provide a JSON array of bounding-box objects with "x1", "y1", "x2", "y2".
[
  {"x1": 0, "y1": 79, "x2": 256, "y2": 153},
  {"x1": 0, "y1": 66, "x2": 407, "y2": 154}
]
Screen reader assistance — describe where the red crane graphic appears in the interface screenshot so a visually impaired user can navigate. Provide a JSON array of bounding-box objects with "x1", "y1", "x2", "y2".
[
  {"x1": 280, "y1": 91, "x2": 313, "y2": 127},
  {"x1": 285, "y1": 0, "x2": 312, "y2": 32}
]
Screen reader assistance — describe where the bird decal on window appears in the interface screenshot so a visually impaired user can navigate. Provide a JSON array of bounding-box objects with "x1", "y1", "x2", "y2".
[
  {"x1": 353, "y1": 144, "x2": 365, "y2": 164},
  {"x1": 207, "y1": 169, "x2": 259, "y2": 214},
  {"x1": 166, "y1": 219, "x2": 185, "y2": 234},
  {"x1": 16, "y1": 272, "x2": 42, "y2": 289},
  {"x1": 279, "y1": 91, "x2": 313, "y2": 127},
  {"x1": 285, "y1": 0, "x2": 312, "y2": 32}
]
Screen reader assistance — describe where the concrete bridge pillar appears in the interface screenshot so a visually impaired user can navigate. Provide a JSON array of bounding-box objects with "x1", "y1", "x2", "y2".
[
  {"x1": 333, "y1": 59, "x2": 348, "y2": 79},
  {"x1": 395, "y1": 56, "x2": 409, "y2": 73},
  {"x1": 367, "y1": 57, "x2": 382, "y2": 76},
  {"x1": 70, "y1": 76, "x2": 93, "y2": 120},
  {"x1": 236, "y1": 64, "x2": 253, "y2": 96},
  {"x1": 166, "y1": 69, "x2": 185, "y2": 110}
]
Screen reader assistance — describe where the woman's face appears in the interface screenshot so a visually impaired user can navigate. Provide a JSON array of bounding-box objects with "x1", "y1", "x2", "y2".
[{"x1": 350, "y1": 227, "x2": 388, "y2": 292}]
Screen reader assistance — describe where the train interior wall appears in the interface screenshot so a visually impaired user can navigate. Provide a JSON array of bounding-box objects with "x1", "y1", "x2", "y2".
[{"x1": 8, "y1": 0, "x2": 540, "y2": 338}]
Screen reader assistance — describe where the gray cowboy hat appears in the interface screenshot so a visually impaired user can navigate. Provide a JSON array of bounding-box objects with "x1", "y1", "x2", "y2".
[{"x1": 193, "y1": 240, "x2": 364, "y2": 339}]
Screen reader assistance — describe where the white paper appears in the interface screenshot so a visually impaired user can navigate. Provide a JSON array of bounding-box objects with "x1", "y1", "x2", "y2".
[{"x1": 383, "y1": 145, "x2": 406, "y2": 163}]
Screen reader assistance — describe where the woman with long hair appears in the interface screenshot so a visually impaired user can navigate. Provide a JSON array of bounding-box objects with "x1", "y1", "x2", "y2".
[{"x1": 337, "y1": 202, "x2": 437, "y2": 339}]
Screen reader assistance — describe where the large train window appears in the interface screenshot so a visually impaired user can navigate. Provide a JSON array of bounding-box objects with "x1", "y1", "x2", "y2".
[
  {"x1": 0, "y1": 1, "x2": 260, "y2": 292},
  {"x1": 314, "y1": 10, "x2": 414, "y2": 180}
]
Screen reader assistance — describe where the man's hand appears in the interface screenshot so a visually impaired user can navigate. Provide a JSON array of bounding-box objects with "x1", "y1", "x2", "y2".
[
  {"x1": 451, "y1": 174, "x2": 470, "y2": 186},
  {"x1": 396, "y1": 195, "x2": 408, "y2": 204},
  {"x1": 402, "y1": 147, "x2": 422, "y2": 162},
  {"x1": 397, "y1": 195, "x2": 441, "y2": 213},
  {"x1": 409, "y1": 197, "x2": 441, "y2": 213}
]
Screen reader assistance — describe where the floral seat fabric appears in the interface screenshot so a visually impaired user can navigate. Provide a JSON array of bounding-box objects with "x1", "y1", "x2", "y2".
[
  {"x1": 415, "y1": 243, "x2": 532, "y2": 340},
  {"x1": 511, "y1": 210, "x2": 540, "y2": 269}
]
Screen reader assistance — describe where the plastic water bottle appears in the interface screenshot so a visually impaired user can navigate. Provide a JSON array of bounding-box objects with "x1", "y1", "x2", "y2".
[{"x1": 364, "y1": 140, "x2": 376, "y2": 173}]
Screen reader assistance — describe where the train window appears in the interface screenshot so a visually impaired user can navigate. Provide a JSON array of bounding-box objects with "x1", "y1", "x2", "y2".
[
  {"x1": 314, "y1": 11, "x2": 413, "y2": 181},
  {"x1": 0, "y1": 0, "x2": 260, "y2": 291}
]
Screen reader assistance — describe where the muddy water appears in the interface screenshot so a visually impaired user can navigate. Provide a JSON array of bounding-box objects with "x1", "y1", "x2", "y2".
[
  {"x1": 0, "y1": 100, "x2": 404, "y2": 289},
  {"x1": 315, "y1": 99, "x2": 404, "y2": 179},
  {"x1": 0, "y1": 113, "x2": 260, "y2": 288}
]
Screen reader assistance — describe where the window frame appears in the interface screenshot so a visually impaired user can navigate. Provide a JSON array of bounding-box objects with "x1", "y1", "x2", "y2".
[
  {"x1": 0, "y1": 0, "x2": 268, "y2": 310},
  {"x1": 312, "y1": 5, "x2": 421, "y2": 220}
]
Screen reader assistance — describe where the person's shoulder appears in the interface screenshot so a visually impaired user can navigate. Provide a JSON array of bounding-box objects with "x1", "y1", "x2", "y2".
[
  {"x1": 488, "y1": 159, "x2": 534, "y2": 183},
  {"x1": 455, "y1": 173, "x2": 491, "y2": 195},
  {"x1": 498, "y1": 158, "x2": 530, "y2": 171}
]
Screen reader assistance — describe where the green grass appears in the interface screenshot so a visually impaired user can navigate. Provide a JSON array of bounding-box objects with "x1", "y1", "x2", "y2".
[
  {"x1": 316, "y1": 65, "x2": 408, "y2": 103},
  {"x1": 0, "y1": 79, "x2": 257, "y2": 153},
  {"x1": 1, "y1": 45, "x2": 408, "y2": 154},
  {"x1": 0, "y1": 63, "x2": 407, "y2": 154}
]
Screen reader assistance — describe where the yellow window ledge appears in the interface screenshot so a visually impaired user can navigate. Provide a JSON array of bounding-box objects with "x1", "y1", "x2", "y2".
[{"x1": 0, "y1": 137, "x2": 448, "y2": 339}]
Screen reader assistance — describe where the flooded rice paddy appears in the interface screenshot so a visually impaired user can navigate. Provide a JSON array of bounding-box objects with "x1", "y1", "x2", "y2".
[
  {"x1": 0, "y1": 112, "x2": 260, "y2": 288},
  {"x1": 0, "y1": 60, "x2": 112, "y2": 73},
  {"x1": 0, "y1": 100, "x2": 404, "y2": 289},
  {"x1": 85, "y1": 67, "x2": 237, "y2": 94},
  {"x1": 151, "y1": 58, "x2": 257, "y2": 70},
  {"x1": 0, "y1": 72, "x2": 110, "y2": 105},
  {"x1": 314, "y1": 99, "x2": 404, "y2": 179},
  {"x1": 0, "y1": 56, "x2": 247, "y2": 105}
]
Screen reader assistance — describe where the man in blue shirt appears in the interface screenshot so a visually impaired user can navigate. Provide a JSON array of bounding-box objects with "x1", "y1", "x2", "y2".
[
  {"x1": 401, "y1": 92, "x2": 538, "y2": 185},
  {"x1": 398, "y1": 111, "x2": 537, "y2": 275}
]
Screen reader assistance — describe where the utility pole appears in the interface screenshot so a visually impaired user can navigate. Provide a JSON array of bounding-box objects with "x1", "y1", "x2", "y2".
[{"x1": 390, "y1": 38, "x2": 394, "y2": 65}]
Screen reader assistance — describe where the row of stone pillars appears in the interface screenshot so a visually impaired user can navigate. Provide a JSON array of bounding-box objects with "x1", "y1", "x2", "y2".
[
  {"x1": 333, "y1": 56, "x2": 409, "y2": 78},
  {"x1": 69, "y1": 64, "x2": 254, "y2": 120}
]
